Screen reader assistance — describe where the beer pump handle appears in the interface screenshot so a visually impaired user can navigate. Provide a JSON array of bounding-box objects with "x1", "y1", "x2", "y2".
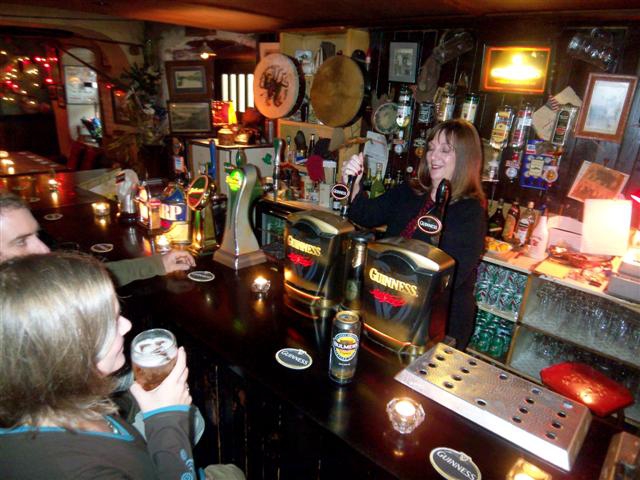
[
  {"x1": 432, "y1": 179, "x2": 451, "y2": 246},
  {"x1": 340, "y1": 175, "x2": 357, "y2": 217},
  {"x1": 273, "y1": 138, "x2": 282, "y2": 201}
]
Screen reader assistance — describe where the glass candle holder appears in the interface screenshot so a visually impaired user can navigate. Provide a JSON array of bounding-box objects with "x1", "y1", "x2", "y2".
[
  {"x1": 156, "y1": 234, "x2": 172, "y2": 253},
  {"x1": 506, "y1": 458, "x2": 551, "y2": 480},
  {"x1": 91, "y1": 202, "x2": 110, "y2": 216},
  {"x1": 0, "y1": 150, "x2": 9, "y2": 158},
  {"x1": 48, "y1": 178, "x2": 59, "y2": 191},
  {"x1": 251, "y1": 276, "x2": 271, "y2": 297},
  {"x1": 386, "y1": 397, "x2": 425, "y2": 434}
]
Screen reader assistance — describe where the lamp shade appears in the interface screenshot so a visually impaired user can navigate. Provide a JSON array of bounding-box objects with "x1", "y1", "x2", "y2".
[{"x1": 581, "y1": 199, "x2": 631, "y2": 256}]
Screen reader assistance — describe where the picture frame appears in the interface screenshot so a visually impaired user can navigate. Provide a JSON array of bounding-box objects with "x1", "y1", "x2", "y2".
[
  {"x1": 167, "y1": 101, "x2": 212, "y2": 134},
  {"x1": 388, "y1": 42, "x2": 418, "y2": 83},
  {"x1": 165, "y1": 60, "x2": 213, "y2": 100},
  {"x1": 111, "y1": 88, "x2": 131, "y2": 125},
  {"x1": 574, "y1": 73, "x2": 638, "y2": 144},
  {"x1": 64, "y1": 66, "x2": 98, "y2": 105},
  {"x1": 259, "y1": 42, "x2": 280, "y2": 60},
  {"x1": 567, "y1": 160, "x2": 629, "y2": 202}
]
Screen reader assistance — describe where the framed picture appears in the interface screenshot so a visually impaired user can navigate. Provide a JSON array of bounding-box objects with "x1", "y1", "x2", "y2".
[
  {"x1": 64, "y1": 66, "x2": 98, "y2": 104},
  {"x1": 111, "y1": 88, "x2": 131, "y2": 125},
  {"x1": 167, "y1": 101, "x2": 212, "y2": 134},
  {"x1": 259, "y1": 42, "x2": 280, "y2": 60},
  {"x1": 480, "y1": 45, "x2": 551, "y2": 94},
  {"x1": 388, "y1": 42, "x2": 418, "y2": 83},
  {"x1": 574, "y1": 73, "x2": 638, "y2": 143},
  {"x1": 567, "y1": 160, "x2": 629, "y2": 202},
  {"x1": 165, "y1": 60, "x2": 213, "y2": 100}
]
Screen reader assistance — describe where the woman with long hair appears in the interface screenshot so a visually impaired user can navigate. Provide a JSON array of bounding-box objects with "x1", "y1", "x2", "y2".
[{"x1": 344, "y1": 119, "x2": 486, "y2": 349}]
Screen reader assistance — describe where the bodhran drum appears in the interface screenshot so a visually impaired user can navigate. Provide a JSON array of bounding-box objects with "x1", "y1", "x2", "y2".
[
  {"x1": 310, "y1": 55, "x2": 366, "y2": 127},
  {"x1": 372, "y1": 102, "x2": 399, "y2": 135},
  {"x1": 253, "y1": 53, "x2": 305, "y2": 119}
]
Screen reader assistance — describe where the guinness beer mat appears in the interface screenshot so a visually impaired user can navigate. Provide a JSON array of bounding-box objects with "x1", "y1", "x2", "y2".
[
  {"x1": 429, "y1": 447, "x2": 481, "y2": 480},
  {"x1": 90, "y1": 243, "x2": 114, "y2": 253},
  {"x1": 275, "y1": 348, "x2": 313, "y2": 370},
  {"x1": 188, "y1": 270, "x2": 215, "y2": 282},
  {"x1": 43, "y1": 213, "x2": 63, "y2": 221}
]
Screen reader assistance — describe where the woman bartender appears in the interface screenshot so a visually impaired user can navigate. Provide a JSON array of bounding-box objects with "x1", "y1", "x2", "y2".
[{"x1": 343, "y1": 119, "x2": 486, "y2": 349}]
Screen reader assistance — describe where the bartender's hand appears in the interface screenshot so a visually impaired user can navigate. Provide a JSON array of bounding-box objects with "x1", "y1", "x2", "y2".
[
  {"x1": 130, "y1": 347, "x2": 192, "y2": 413},
  {"x1": 342, "y1": 152, "x2": 364, "y2": 200},
  {"x1": 161, "y1": 250, "x2": 195, "y2": 274}
]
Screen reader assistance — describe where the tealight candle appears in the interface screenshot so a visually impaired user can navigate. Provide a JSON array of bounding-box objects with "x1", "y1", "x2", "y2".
[
  {"x1": 1, "y1": 158, "x2": 14, "y2": 166},
  {"x1": 7, "y1": 166, "x2": 14, "y2": 175},
  {"x1": 156, "y1": 234, "x2": 171, "y2": 253},
  {"x1": 48, "y1": 178, "x2": 59, "y2": 191},
  {"x1": 0, "y1": 150, "x2": 8, "y2": 158},
  {"x1": 386, "y1": 397, "x2": 425, "y2": 434},
  {"x1": 251, "y1": 276, "x2": 271, "y2": 296},
  {"x1": 506, "y1": 458, "x2": 551, "y2": 480},
  {"x1": 92, "y1": 202, "x2": 110, "y2": 216}
]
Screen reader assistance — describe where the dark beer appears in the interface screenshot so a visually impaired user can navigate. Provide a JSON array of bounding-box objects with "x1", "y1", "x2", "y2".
[{"x1": 329, "y1": 311, "x2": 361, "y2": 384}]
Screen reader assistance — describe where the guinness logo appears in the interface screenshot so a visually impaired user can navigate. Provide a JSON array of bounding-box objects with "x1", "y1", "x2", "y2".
[
  {"x1": 417, "y1": 215, "x2": 442, "y2": 235},
  {"x1": 287, "y1": 235, "x2": 322, "y2": 257},
  {"x1": 369, "y1": 267, "x2": 418, "y2": 297},
  {"x1": 429, "y1": 447, "x2": 481, "y2": 480},
  {"x1": 331, "y1": 183, "x2": 350, "y2": 200}
]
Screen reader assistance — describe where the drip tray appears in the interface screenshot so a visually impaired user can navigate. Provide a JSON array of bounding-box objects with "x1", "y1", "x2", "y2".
[{"x1": 395, "y1": 343, "x2": 591, "y2": 471}]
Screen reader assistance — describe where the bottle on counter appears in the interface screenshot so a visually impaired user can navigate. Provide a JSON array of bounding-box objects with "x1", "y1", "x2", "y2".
[
  {"x1": 502, "y1": 199, "x2": 520, "y2": 242},
  {"x1": 528, "y1": 208, "x2": 549, "y2": 259},
  {"x1": 488, "y1": 198, "x2": 505, "y2": 239},
  {"x1": 515, "y1": 201, "x2": 536, "y2": 246},
  {"x1": 370, "y1": 162, "x2": 385, "y2": 199}
]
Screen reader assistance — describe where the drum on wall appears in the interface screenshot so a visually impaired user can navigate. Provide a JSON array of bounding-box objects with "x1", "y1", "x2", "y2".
[
  {"x1": 253, "y1": 53, "x2": 305, "y2": 119},
  {"x1": 310, "y1": 55, "x2": 367, "y2": 127}
]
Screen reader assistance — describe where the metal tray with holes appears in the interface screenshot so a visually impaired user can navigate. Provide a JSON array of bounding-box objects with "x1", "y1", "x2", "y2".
[{"x1": 394, "y1": 343, "x2": 592, "y2": 471}]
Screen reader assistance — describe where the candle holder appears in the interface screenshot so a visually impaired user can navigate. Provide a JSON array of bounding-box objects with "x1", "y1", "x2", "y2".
[
  {"x1": 251, "y1": 276, "x2": 271, "y2": 297},
  {"x1": 0, "y1": 150, "x2": 8, "y2": 158},
  {"x1": 1, "y1": 158, "x2": 14, "y2": 166},
  {"x1": 505, "y1": 458, "x2": 551, "y2": 480},
  {"x1": 156, "y1": 234, "x2": 172, "y2": 253},
  {"x1": 386, "y1": 397, "x2": 425, "y2": 434},
  {"x1": 92, "y1": 202, "x2": 111, "y2": 217},
  {"x1": 48, "y1": 178, "x2": 59, "y2": 191}
]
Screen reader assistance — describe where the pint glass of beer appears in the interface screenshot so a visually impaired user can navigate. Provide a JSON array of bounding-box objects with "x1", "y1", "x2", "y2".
[{"x1": 131, "y1": 328, "x2": 178, "y2": 391}]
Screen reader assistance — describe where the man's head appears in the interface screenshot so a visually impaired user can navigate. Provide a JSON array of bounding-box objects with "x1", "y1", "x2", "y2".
[{"x1": 0, "y1": 192, "x2": 50, "y2": 262}]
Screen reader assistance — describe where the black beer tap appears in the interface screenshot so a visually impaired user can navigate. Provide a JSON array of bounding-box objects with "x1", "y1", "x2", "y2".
[
  {"x1": 430, "y1": 179, "x2": 451, "y2": 246},
  {"x1": 340, "y1": 175, "x2": 357, "y2": 218}
]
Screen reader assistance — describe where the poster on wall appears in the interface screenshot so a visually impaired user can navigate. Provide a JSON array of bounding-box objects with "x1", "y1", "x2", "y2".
[
  {"x1": 64, "y1": 66, "x2": 98, "y2": 105},
  {"x1": 567, "y1": 161, "x2": 629, "y2": 202}
]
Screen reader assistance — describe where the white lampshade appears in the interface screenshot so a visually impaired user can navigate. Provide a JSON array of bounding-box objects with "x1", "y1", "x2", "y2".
[{"x1": 581, "y1": 199, "x2": 631, "y2": 256}]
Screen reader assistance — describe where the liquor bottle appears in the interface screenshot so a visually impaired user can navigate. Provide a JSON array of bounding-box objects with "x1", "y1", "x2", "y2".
[
  {"x1": 510, "y1": 104, "x2": 534, "y2": 150},
  {"x1": 383, "y1": 169, "x2": 393, "y2": 191},
  {"x1": 285, "y1": 136, "x2": 293, "y2": 163},
  {"x1": 551, "y1": 104, "x2": 580, "y2": 147},
  {"x1": 413, "y1": 128, "x2": 427, "y2": 158},
  {"x1": 502, "y1": 199, "x2": 520, "y2": 242},
  {"x1": 460, "y1": 93, "x2": 480, "y2": 124},
  {"x1": 504, "y1": 150, "x2": 522, "y2": 183},
  {"x1": 370, "y1": 163, "x2": 385, "y2": 199},
  {"x1": 489, "y1": 106, "x2": 514, "y2": 150},
  {"x1": 362, "y1": 161, "x2": 372, "y2": 194},
  {"x1": 438, "y1": 93, "x2": 455, "y2": 122},
  {"x1": 308, "y1": 133, "x2": 316, "y2": 156},
  {"x1": 528, "y1": 208, "x2": 549, "y2": 259},
  {"x1": 395, "y1": 170, "x2": 404, "y2": 186},
  {"x1": 396, "y1": 84, "x2": 413, "y2": 128},
  {"x1": 488, "y1": 199, "x2": 505, "y2": 239},
  {"x1": 515, "y1": 201, "x2": 535, "y2": 246}
]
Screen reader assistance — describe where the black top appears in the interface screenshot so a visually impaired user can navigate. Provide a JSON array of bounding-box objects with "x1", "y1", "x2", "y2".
[
  {"x1": 0, "y1": 407, "x2": 195, "y2": 480},
  {"x1": 348, "y1": 182, "x2": 486, "y2": 348}
]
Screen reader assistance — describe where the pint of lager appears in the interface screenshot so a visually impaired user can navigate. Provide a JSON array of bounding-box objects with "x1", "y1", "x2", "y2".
[{"x1": 131, "y1": 328, "x2": 178, "y2": 391}]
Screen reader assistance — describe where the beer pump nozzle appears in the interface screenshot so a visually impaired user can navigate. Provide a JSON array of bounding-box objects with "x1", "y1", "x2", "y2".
[
  {"x1": 272, "y1": 138, "x2": 282, "y2": 201},
  {"x1": 435, "y1": 179, "x2": 451, "y2": 208}
]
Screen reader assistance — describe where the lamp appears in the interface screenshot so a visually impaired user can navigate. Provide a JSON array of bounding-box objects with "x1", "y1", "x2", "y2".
[
  {"x1": 581, "y1": 199, "x2": 631, "y2": 256},
  {"x1": 199, "y1": 43, "x2": 216, "y2": 60}
]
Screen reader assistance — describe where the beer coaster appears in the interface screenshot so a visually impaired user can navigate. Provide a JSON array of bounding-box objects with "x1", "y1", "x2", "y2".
[
  {"x1": 28, "y1": 197, "x2": 40, "y2": 203},
  {"x1": 275, "y1": 348, "x2": 313, "y2": 370},
  {"x1": 43, "y1": 213, "x2": 63, "y2": 221},
  {"x1": 90, "y1": 243, "x2": 114, "y2": 253},
  {"x1": 429, "y1": 448, "x2": 481, "y2": 480},
  {"x1": 188, "y1": 270, "x2": 215, "y2": 282}
]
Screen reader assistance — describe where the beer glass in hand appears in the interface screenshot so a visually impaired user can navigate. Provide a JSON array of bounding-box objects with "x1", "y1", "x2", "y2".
[{"x1": 131, "y1": 329, "x2": 178, "y2": 391}]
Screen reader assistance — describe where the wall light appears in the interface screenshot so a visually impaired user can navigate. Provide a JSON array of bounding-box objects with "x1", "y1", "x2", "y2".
[{"x1": 481, "y1": 46, "x2": 551, "y2": 94}]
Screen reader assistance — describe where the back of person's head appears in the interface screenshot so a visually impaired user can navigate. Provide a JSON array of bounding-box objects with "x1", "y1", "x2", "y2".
[
  {"x1": 414, "y1": 119, "x2": 485, "y2": 202},
  {"x1": 0, "y1": 252, "x2": 119, "y2": 429},
  {"x1": 0, "y1": 191, "x2": 28, "y2": 215}
]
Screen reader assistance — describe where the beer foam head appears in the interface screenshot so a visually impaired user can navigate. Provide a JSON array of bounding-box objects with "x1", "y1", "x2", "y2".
[{"x1": 132, "y1": 337, "x2": 177, "y2": 367}]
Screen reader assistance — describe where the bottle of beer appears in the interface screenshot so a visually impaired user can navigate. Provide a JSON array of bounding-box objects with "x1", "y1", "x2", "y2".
[
  {"x1": 342, "y1": 232, "x2": 373, "y2": 311},
  {"x1": 502, "y1": 199, "x2": 520, "y2": 242},
  {"x1": 370, "y1": 163, "x2": 385, "y2": 199},
  {"x1": 362, "y1": 161, "x2": 372, "y2": 194},
  {"x1": 308, "y1": 133, "x2": 316, "y2": 156},
  {"x1": 488, "y1": 199, "x2": 505, "y2": 239},
  {"x1": 383, "y1": 169, "x2": 393, "y2": 191}
]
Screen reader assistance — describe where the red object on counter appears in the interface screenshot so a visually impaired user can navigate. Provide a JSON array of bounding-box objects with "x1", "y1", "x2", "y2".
[
  {"x1": 541, "y1": 362, "x2": 634, "y2": 417},
  {"x1": 306, "y1": 154, "x2": 325, "y2": 182}
]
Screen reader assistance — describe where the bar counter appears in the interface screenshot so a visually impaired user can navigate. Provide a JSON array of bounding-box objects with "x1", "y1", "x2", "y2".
[{"x1": 32, "y1": 196, "x2": 621, "y2": 480}]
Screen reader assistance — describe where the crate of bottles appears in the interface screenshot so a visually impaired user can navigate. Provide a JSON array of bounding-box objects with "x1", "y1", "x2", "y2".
[
  {"x1": 475, "y1": 262, "x2": 527, "y2": 317},
  {"x1": 469, "y1": 310, "x2": 515, "y2": 361}
]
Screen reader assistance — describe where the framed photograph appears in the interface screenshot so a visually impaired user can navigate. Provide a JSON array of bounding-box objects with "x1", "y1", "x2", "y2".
[
  {"x1": 388, "y1": 42, "x2": 418, "y2": 83},
  {"x1": 167, "y1": 101, "x2": 212, "y2": 134},
  {"x1": 567, "y1": 160, "x2": 629, "y2": 202},
  {"x1": 574, "y1": 73, "x2": 638, "y2": 143},
  {"x1": 165, "y1": 60, "x2": 212, "y2": 100},
  {"x1": 259, "y1": 42, "x2": 280, "y2": 60},
  {"x1": 111, "y1": 88, "x2": 131, "y2": 125},
  {"x1": 480, "y1": 45, "x2": 551, "y2": 94},
  {"x1": 64, "y1": 66, "x2": 98, "y2": 104}
]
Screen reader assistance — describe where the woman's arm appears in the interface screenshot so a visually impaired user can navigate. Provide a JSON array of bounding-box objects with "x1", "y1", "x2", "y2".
[{"x1": 348, "y1": 183, "x2": 410, "y2": 229}]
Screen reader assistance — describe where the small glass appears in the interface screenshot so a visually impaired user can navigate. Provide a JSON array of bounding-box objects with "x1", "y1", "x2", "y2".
[
  {"x1": 386, "y1": 397, "x2": 425, "y2": 434},
  {"x1": 156, "y1": 234, "x2": 171, "y2": 253}
]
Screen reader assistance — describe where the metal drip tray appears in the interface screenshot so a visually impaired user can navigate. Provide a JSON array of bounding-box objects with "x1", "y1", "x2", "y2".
[{"x1": 395, "y1": 343, "x2": 591, "y2": 471}]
